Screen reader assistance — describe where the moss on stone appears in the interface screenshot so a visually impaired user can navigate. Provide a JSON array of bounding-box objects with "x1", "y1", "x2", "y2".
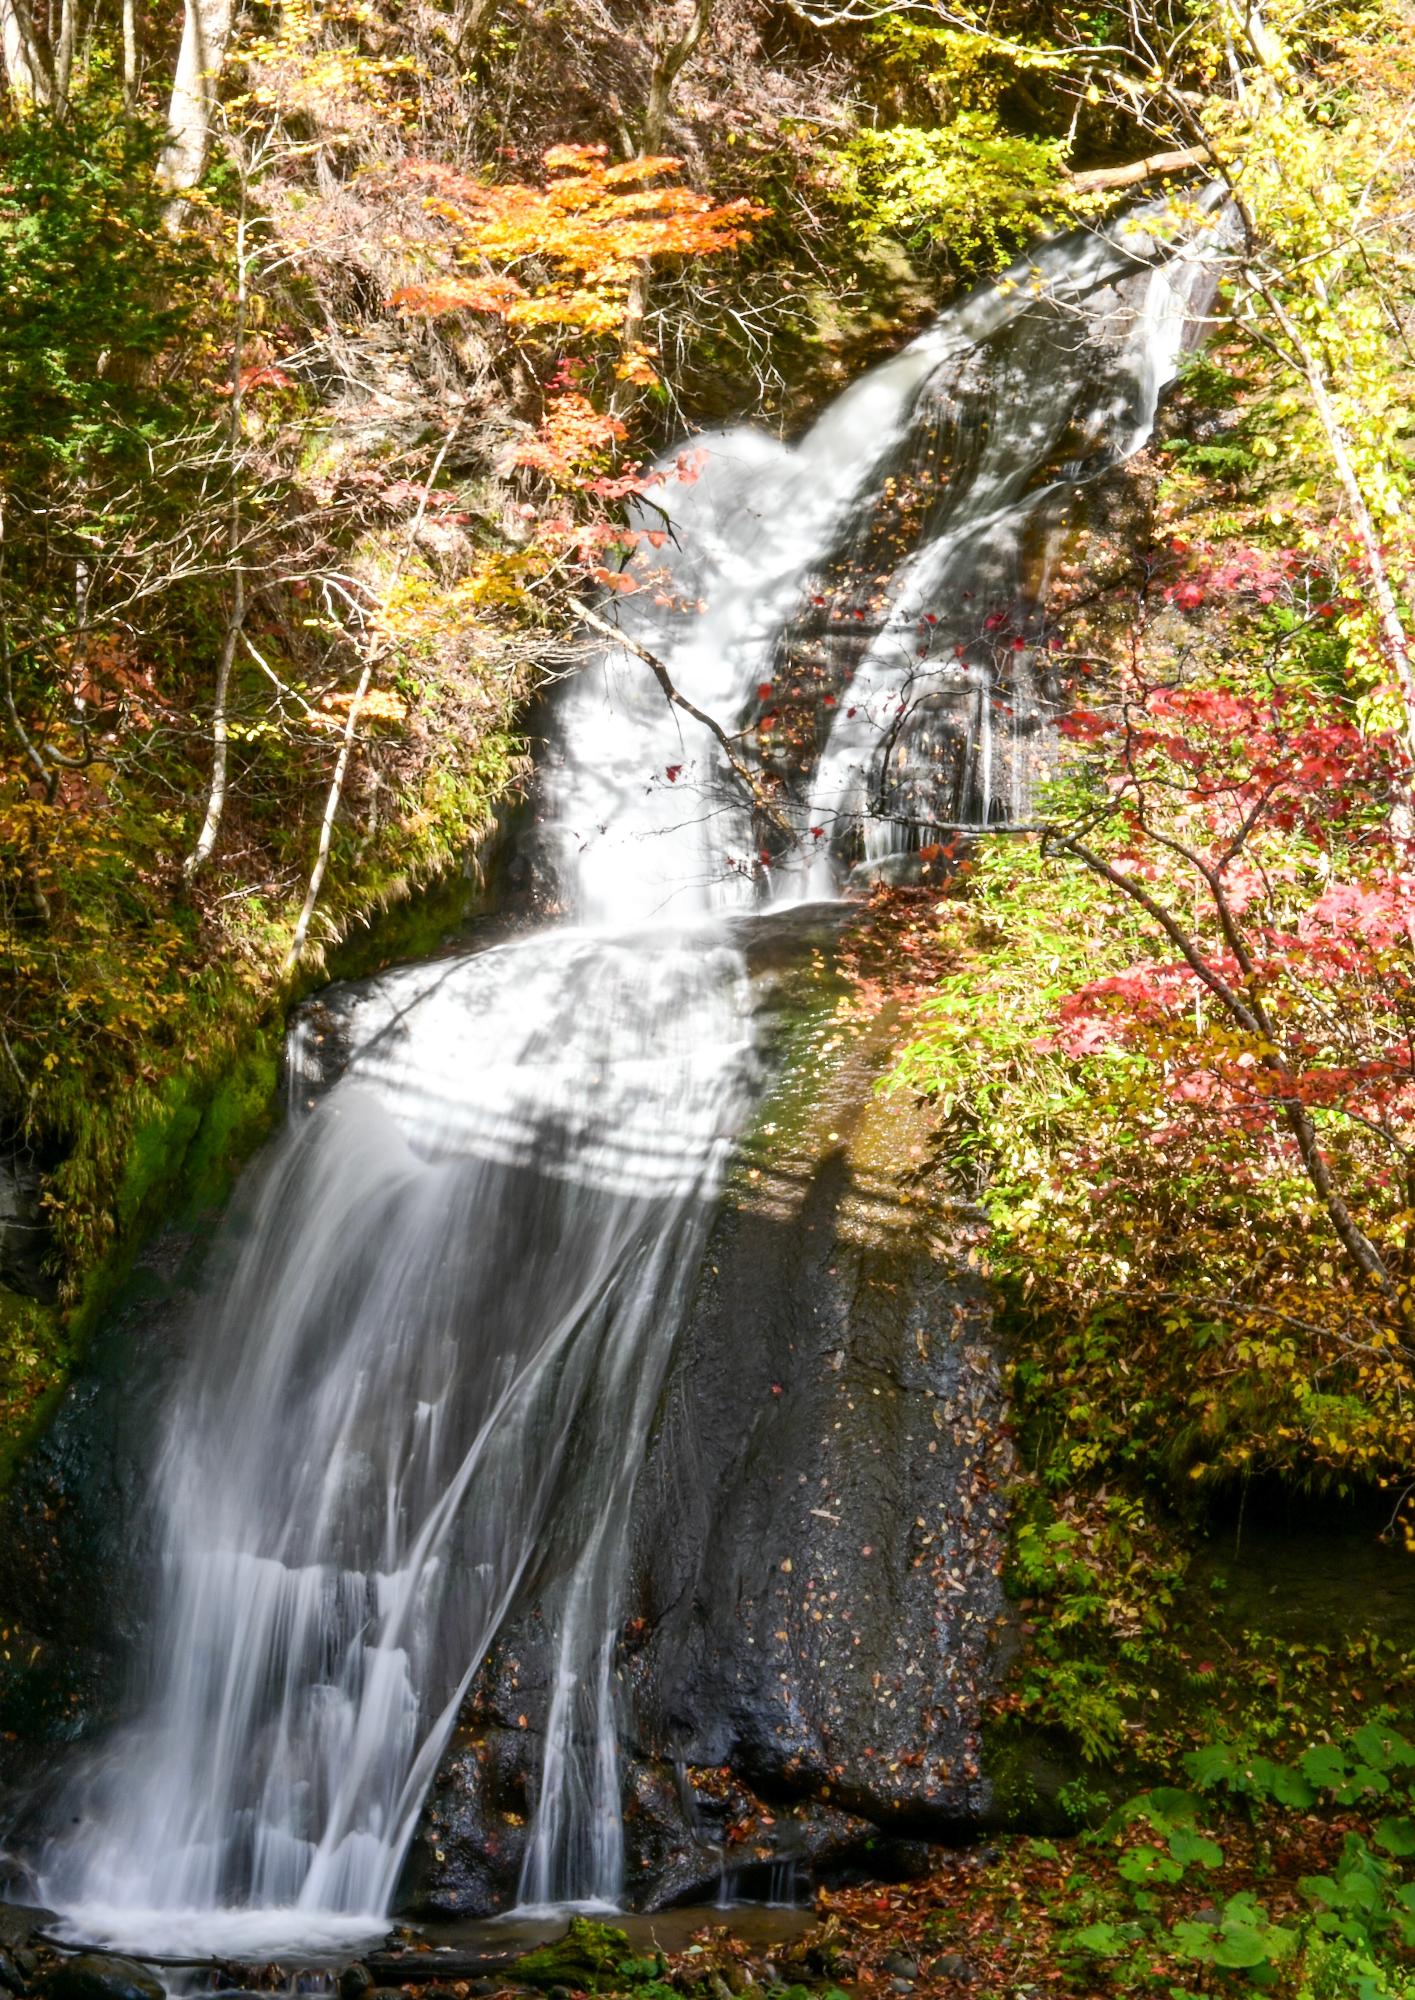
[{"x1": 510, "y1": 1917, "x2": 646, "y2": 1992}]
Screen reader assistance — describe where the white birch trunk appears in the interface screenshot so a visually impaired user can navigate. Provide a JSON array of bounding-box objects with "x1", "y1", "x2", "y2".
[
  {"x1": 0, "y1": 0, "x2": 51, "y2": 105},
  {"x1": 158, "y1": 0, "x2": 233, "y2": 192}
]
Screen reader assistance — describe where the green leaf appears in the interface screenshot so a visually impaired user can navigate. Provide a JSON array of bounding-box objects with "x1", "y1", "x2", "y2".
[
  {"x1": 1214, "y1": 1927, "x2": 1274, "y2": 1969},
  {"x1": 1336, "y1": 1765, "x2": 1391, "y2": 1803},
  {"x1": 1066, "y1": 1922, "x2": 1126, "y2": 1956},
  {"x1": 1185, "y1": 1742, "x2": 1243, "y2": 1791},
  {"x1": 1119, "y1": 1843, "x2": 1184, "y2": 1884},
  {"x1": 1168, "y1": 1828, "x2": 1224, "y2": 1870},
  {"x1": 1301, "y1": 1742, "x2": 1351, "y2": 1788},
  {"x1": 1354, "y1": 1723, "x2": 1415, "y2": 1772},
  {"x1": 1374, "y1": 1815, "x2": 1415, "y2": 1857},
  {"x1": 1168, "y1": 1920, "x2": 1218, "y2": 1964},
  {"x1": 1301, "y1": 1869, "x2": 1380, "y2": 1915},
  {"x1": 1268, "y1": 1764, "x2": 1317, "y2": 1808},
  {"x1": 1145, "y1": 1786, "x2": 1203, "y2": 1823}
]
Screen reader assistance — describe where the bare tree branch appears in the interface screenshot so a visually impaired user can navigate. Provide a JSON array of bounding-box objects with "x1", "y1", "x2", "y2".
[
  {"x1": 577, "y1": 599, "x2": 794, "y2": 840},
  {"x1": 1069, "y1": 142, "x2": 1212, "y2": 195}
]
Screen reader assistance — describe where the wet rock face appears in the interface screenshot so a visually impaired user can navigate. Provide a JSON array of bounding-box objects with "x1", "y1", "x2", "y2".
[
  {"x1": 625, "y1": 1166, "x2": 1008, "y2": 1836},
  {"x1": 0, "y1": 1234, "x2": 203, "y2": 1753},
  {"x1": 409, "y1": 1004, "x2": 1014, "y2": 1913},
  {"x1": 408, "y1": 1731, "x2": 879, "y2": 1918},
  {"x1": 405, "y1": 1726, "x2": 533, "y2": 1914},
  {"x1": 35, "y1": 1959, "x2": 164, "y2": 2000}
]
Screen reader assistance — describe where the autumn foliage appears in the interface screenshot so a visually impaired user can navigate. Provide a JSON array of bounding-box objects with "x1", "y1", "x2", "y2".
[
  {"x1": 1045, "y1": 675, "x2": 1415, "y2": 1313},
  {"x1": 390, "y1": 145, "x2": 761, "y2": 348},
  {"x1": 901, "y1": 508, "x2": 1415, "y2": 1490}
]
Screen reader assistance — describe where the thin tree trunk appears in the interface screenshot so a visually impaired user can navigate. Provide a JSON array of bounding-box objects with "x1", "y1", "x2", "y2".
[
  {"x1": 281, "y1": 661, "x2": 371, "y2": 974},
  {"x1": 182, "y1": 582, "x2": 243, "y2": 880},
  {"x1": 158, "y1": 0, "x2": 234, "y2": 194},
  {"x1": 450, "y1": 0, "x2": 498, "y2": 57},
  {"x1": 281, "y1": 432, "x2": 460, "y2": 972},
  {"x1": 52, "y1": 0, "x2": 76, "y2": 108},
  {"x1": 0, "y1": 0, "x2": 51, "y2": 105},
  {"x1": 121, "y1": 0, "x2": 137, "y2": 112},
  {"x1": 614, "y1": 0, "x2": 712, "y2": 407},
  {"x1": 184, "y1": 198, "x2": 249, "y2": 880},
  {"x1": 1260, "y1": 287, "x2": 1415, "y2": 770}
]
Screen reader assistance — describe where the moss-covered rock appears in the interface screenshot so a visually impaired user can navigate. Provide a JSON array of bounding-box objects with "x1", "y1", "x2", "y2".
[{"x1": 510, "y1": 1917, "x2": 660, "y2": 1993}]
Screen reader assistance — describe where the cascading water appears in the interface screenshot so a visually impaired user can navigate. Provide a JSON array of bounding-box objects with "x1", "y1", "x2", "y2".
[{"x1": 21, "y1": 199, "x2": 1222, "y2": 1959}]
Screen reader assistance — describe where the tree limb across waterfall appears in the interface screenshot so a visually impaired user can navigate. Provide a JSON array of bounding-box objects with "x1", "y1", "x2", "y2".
[
  {"x1": 1068, "y1": 144, "x2": 1213, "y2": 195},
  {"x1": 577, "y1": 600, "x2": 794, "y2": 840}
]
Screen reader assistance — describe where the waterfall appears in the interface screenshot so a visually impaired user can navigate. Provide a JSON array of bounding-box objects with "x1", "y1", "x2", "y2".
[{"x1": 26, "y1": 199, "x2": 1223, "y2": 1959}]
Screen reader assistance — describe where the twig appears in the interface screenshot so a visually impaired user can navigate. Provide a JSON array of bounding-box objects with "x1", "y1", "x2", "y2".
[
  {"x1": 281, "y1": 428, "x2": 459, "y2": 975},
  {"x1": 576, "y1": 600, "x2": 794, "y2": 840}
]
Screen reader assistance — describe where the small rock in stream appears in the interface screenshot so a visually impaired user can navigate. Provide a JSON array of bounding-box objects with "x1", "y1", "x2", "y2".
[
  {"x1": 0, "y1": 1913, "x2": 53, "y2": 1956},
  {"x1": 338, "y1": 1968, "x2": 373, "y2": 2000},
  {"x1": 36, "y1": 1956, "x2": 164, "y2": 2000}
]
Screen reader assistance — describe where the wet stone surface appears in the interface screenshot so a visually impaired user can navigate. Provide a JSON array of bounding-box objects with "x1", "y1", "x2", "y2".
[
  {"x1": 406, "y1": 987, "x2": 1014, "y2": 1914},
  {"x1": 0, "y1": 918, "x2": 1014, "y2": 1927},
  {"x1": 0, "y1": 1157, "x2": 54, "y2": 1302},
  {"x1": 34, "y1": 1955, "x2": 164, "y2": 2000}
]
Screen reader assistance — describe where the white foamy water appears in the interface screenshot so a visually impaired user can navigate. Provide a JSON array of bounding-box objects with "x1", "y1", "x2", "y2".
[{"x1": 21, "y1": 199, "x2": 1224, "y2": 1960}]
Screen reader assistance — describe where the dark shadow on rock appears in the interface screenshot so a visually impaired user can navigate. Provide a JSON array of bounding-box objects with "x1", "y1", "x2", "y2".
[
  {"x1": 0, "y1": 947, "x2": 1016, "y2": 1922},
  {"x1": 404, "y1": 1039, "x2": 1015, "y2": 1915},
  {"x1": 0, "y1": 1229, "x2": 208, "y2": 1768}
]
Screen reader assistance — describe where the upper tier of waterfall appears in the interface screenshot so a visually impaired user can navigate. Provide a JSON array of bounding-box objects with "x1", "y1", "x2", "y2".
[
  {"x1": 16, "y1": 197, "x2": 1225, "y2": 1961},
  {"x1": 543, "y1": 196, "x2": 1223, "y2": 927}
]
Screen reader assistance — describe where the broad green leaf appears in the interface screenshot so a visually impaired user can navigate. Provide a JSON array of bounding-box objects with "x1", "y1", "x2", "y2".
[
  {"x1": 1066, "y1": 1922, "x2": 1126, "y2": 1955},
  {"x1": 1269, "y1": 1764, "x2": 1317, "y2": 1808},
  {"x1": 1145, "y1": 1786, "x2": 1202, "y2": 1822},
  {"x1": 1168, "y1": 1828, "x2": 1224, "y2": 1869},
  {"x1": 1183, "y1": 1742, "x2": 1243, "y2": 1790},
  {"x1": 1168, "y1": 1920, "x2": 1218, "y2": 1964},
  {"x1": 1374, "y1": 1815, "x2": 1415, "y2": 1856},
  {"x1": 1119, "y1": 1843, "x2": 1184, "y2": 1884},
  {"x1": 1213, "y1": 1926, "x2": 1276, "y2": 1969},
  {"x1": 1335, "y1": 1765, "x2": 1391, "y2": 1802},
  {"x1": 1354, "y1": 1722, "x2": 1415, "y2": 1771},
  {"x1": 1301, "y1": 1869, "x2": 1379, "y2": 1914},
  {"x1": 1301, "y1": 1742, "x2": 1351, "y2": 1788}
]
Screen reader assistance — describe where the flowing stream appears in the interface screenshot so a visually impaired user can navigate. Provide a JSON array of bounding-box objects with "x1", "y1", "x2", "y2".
[{"x1": 25, "y1": 202, "x2": 1221, "y2": 1960}]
